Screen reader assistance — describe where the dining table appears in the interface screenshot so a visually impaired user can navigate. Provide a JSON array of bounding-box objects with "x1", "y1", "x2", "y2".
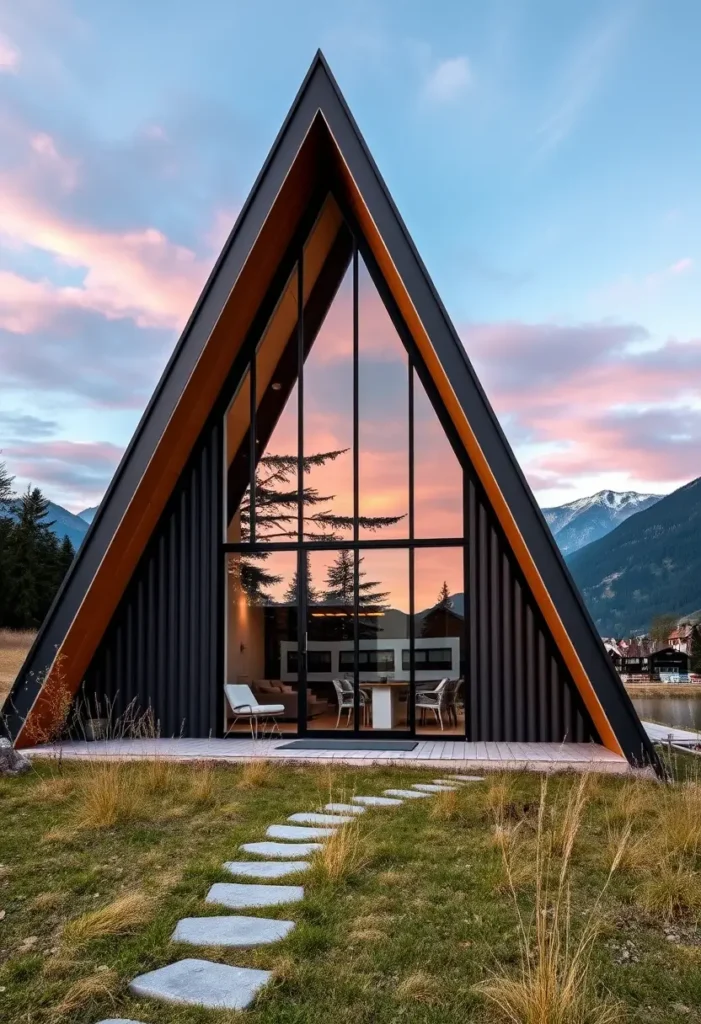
[{"x1": 358, "y1": 680, "x2": 409, "y2": 730}]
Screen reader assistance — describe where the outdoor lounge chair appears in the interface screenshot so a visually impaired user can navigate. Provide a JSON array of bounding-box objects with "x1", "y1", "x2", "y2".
[{"x1": 224, "y1": 683, "x2": 284, "y2": 740}]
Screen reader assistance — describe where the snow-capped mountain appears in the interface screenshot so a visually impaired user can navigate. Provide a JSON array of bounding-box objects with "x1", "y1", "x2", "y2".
[{"x1": 542, "y1": 490, "x2": 663, "y2": 556}]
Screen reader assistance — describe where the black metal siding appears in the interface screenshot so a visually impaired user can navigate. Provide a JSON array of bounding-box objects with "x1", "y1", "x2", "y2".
[
  {"x1": 465, "y1": 476, "x2": 596, "y2": 743},
  {"x1": 80, "y1": 419, "x2": 223, "y2": 738}
]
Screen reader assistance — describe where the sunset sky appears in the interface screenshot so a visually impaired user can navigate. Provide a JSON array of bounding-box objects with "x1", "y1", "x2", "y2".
[{"x1": 2, "y1": 0, "x2": 701, "y2": 515}]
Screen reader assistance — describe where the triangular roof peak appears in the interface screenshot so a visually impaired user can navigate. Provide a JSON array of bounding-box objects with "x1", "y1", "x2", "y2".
[{"x1": 2, "y1": 54, "x2": 657, "y2": 771}]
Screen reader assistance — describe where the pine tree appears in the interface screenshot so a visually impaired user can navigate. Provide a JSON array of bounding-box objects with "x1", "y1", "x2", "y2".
[
  {"x1": 283, "y1": 553, "x2": 320, "y2": 605},
  {"x1": 6, "y1": 486, "x2": 61, "y2": 629},
  {"x1": 437, "y1": 580, "x2": 452, "y2": 608},
  {"x1": 0, "y1": 459, "x2": 16, "y2": 628},
  {"x1": 322, "y1": 550, "x2": 390, "y2": 608},
  {"x1": 235, "y1": 449, "x2": 404, "y2": 602}
]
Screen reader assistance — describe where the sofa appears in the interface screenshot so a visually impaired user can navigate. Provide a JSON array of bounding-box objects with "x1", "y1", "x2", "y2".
[{"x1": 251, "y1": 681, "x2": 330, "y2": 721}]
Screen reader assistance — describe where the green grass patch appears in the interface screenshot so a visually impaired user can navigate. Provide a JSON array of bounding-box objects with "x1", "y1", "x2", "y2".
[{"x1": 1, "y1": 756, "x2": 701, "y2": 1022}]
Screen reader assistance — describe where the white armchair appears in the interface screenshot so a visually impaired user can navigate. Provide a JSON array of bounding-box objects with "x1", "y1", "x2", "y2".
[{"x1": 224, "y1": 684, "x2": 284, "y2": 740}]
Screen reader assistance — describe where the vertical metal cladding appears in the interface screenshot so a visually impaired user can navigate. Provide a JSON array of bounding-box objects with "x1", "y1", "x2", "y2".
[
  {"x1": 465, "y1": 476, "x2": 597, "y2": 743},
  {"x1": 80, "y1": 419, "x2": 223, "y2": 739}
]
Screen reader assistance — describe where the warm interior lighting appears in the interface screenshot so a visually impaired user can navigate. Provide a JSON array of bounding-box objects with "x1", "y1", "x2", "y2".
[{"x1": 271, "y1": 381, "x2": 282, "y2": 391}]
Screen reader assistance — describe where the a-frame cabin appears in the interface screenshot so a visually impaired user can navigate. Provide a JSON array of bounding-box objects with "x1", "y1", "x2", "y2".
[{"x1": 1, "y1": 53, "x2": 658, "y2": 772}]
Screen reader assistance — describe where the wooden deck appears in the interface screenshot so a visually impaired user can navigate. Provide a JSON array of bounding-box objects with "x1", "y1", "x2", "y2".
[{"x1": 23, "y1": 737, "x2": 632, "y2": 773}]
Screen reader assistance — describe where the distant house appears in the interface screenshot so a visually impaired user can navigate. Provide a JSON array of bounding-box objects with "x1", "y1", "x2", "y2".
[
  {"x1": 668, "y1": 623, "x2": 694, "y2": 655},
  {"x1": 618, "y1": 644, "x2": 690, "y2": 681}
]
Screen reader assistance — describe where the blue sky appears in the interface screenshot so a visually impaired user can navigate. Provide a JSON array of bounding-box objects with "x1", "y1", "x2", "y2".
[{"x1": 1, "y1": 0, "x2": 700, "y2": 511}]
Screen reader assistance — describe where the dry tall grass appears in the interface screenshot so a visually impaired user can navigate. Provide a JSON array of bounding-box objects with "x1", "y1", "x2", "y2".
[
  {"x1": 237, "y1": 759, "x2": 273, "y2": 789},
  {"x1": 430, "y1": 788, "x2": 460, "y2": 820},
  {"x1": 476, "y1": 777, "x2": 627, "y2": 1024},
  {"x1": 63, "y1": 891, "x2": 156, "y2": 944},
  {"x1": 50, "y1": 761, "x2": 144, "y2": 834},
  {"x1": 50, "y1": 969, "x2": 118, "y2": 1018},
  {"x1": 0, "y1": 628, "x2": 35, "y2": 704},
  {"x1": 312, "y1": 819, "x2": 366, "y2": 882},
  {"x1": 638, "y1": 860, "x2": 701, "y2": 921}
]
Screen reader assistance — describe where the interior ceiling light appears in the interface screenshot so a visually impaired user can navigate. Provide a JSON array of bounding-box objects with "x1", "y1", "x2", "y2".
[{"x1": 271, "y1": 382, "x2": 282, "y2": 391}]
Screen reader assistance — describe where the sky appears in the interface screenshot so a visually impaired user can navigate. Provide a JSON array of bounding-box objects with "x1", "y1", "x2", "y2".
[{"x1": 1, "y1": 0, "x2": 701, "y2": 515}]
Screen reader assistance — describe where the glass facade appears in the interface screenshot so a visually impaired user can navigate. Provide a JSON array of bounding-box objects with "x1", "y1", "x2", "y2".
[{"x1": 224, "y1": 195, "x2": 466, "y2": 736}]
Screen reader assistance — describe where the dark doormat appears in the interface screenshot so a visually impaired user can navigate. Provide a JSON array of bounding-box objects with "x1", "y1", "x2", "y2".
[{"x1": 277, "y1": 739, "x2": 418, "y2": 751}]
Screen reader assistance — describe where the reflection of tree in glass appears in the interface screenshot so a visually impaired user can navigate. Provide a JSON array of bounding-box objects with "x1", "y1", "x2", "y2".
[
  {"x1": 319, "y1": 552, "x2": 390, "y2": 638},
  {"x1": 235, "y1": 449, "x2": 405, "y2": 602}
]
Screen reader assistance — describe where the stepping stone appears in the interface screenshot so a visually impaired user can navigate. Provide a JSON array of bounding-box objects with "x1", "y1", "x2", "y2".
[
  {"x1": 223, "y1": 860, "x2": 310, "y2": 879},
  {"x1": 266, "y1": 824, "x2": 336, "y2": 841},
  {"x1": 288, "y1": 812, "x2": 354, "y2": 825},
  {"x1": 447, "y1": 774, "x2": 485, "y2": 782},
  {"x1": 96, "y1": 1019, "x2": 148, "y2": 1023},
  {"x1": 206, "y1": 882, "x2": 304, "y2": 909},
  {"x1": 352, "y1": 795, "x2": 403, "y2": 807},
  {"x1": 241, "y1": 841, "x2": 322, "y2": 858},
  {"x1": 434, "y1": 778, "x2": 466, "y2": 785},
  {"x1": 172, "y1": 915, "x2": 294, "y2": 947},
  {"x1": 384, "y1": 788, "x2": 432, "y2": 799},
  {"x1": 129, "y1": 958, "x2": 270, "y2": 1010},
  {"x1": 412, "y1": 784, "x2": 457, "y2": 793},
  {"x1": 325, "y1": 802, "x2": 365, "y2": 814}
]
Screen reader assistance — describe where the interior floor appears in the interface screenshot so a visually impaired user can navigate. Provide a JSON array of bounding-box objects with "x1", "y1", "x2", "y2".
[{"x1": 224, "y1": 707, "x2": 466, "y2": 737}]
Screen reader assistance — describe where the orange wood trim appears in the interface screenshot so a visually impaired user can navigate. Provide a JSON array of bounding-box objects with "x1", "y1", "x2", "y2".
[{"x1": 326, "y1": 129, "x2": 622, "y2": 757}]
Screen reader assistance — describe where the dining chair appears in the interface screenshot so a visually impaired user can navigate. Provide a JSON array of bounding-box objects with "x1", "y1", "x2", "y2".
[{"x1": 414, "y1": 677, "x2": 449, "y2": 731}]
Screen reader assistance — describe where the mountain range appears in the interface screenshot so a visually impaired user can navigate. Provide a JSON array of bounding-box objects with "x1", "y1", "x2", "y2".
[
  {"x1": 12, "y1": 481, "x2": 701, "y2": 638},
  {"x1": 542, "y1": 490, "x2": 662, "y2": 555},
  {"x1": 567, "y1": 476, "x2": 701, "y2": 636}
]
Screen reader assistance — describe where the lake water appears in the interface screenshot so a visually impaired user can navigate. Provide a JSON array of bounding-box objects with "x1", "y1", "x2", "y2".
[{"x1": 631, "y1": 696, "x2": 701, "y2": 732}]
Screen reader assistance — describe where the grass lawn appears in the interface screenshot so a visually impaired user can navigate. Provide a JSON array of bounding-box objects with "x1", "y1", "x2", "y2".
[
  {"x1": 0, "y1": 629, "x2": 35, "y2": 706},
  {"x1": 2, "y1": 756, "x2": 701, "y2": 1023}
]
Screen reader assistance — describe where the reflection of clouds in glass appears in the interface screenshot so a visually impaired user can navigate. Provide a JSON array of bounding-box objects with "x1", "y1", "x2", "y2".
[{"x1": 414, "y1": 376, "x2": 462, "y2": 537}]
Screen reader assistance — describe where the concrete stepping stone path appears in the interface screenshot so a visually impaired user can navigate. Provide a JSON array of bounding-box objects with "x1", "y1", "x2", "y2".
[
  {"x1": 96, "y1": 1019, "x2": 147, "y2": 1023},
  {"x1": 325, "y1": 802, "x2": 365, "y2": 814},
  {"x1": 172, "y1": 915, "x2": 294, "y2": 947},
  {"x1": 129, "y1": 958, "x2": 271, "y2": 1010},
  {"x1": 288, "y1": 811, "x2": 354, "y2": 825},
  {"x1": 223, "y1": 860, "x2": 310, "y2": 879},
  {"x1": 447, "y1": 774, "x2": 485, "y2": 782},
  {"x1": 352, "y1": 795, "x2": 403, "y2": 807},
  {"x1": 266, "y1": 823, "x2": 337, "y2": 841},
  {"x1": 207, "y1": 882, "x2": 304, "y2": 909},
  {"x1": 241, "y1": 840, "x2": 322, "y2": 858},
  {"x1": 383, "y1": 788, "x2": 432, "y2": 799},
  {"x1": 412, "y1": 783, "x2": 457, "y2": 793}
]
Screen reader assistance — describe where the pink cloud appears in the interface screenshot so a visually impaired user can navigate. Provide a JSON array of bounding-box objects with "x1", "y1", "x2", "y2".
[
  {"x1": 0, "y1": 32, "x2": 20, "y2": 72},
  {"x1": 464, "y1": 320, "x2": 701, "y2": 488},
  {"x1": 3, "y1": 439, "x2": 124, "y2": 510},
  {"x1": 0, "y1": 185, "x2": 212, "y2": 331}
]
